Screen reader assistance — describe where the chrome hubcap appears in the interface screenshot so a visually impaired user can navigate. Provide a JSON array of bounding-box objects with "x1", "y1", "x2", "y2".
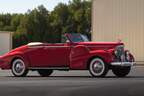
[
  {"x1": 14, "y1": 61, "x2": 24, "y2": 73},
  {"x1": 92, "y1": 61, "x2": 104, "y2": 74}
]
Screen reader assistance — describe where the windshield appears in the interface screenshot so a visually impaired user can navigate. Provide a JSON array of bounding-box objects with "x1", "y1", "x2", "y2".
[{"x1": 68, "y1": 33, "x2": 89, "y2": 42}]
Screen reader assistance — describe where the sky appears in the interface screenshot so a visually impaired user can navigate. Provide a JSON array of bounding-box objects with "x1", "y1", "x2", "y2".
[{"x1": 0, "y1": 0, "x2": 70, "y2": 14}]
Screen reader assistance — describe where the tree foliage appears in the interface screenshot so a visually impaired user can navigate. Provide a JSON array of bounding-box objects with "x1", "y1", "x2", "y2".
[{"x1": 0, "y1": 0, "x2": 91, "y2": 48}]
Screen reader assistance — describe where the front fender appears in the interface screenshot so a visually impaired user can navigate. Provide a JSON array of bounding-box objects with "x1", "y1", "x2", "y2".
[
  {"x1": 125, "y1": 50, "x2": 135, "y2": 62},
  {"x1": 89, "y1": 50, "x2": 114, "y2": 64},
  {"x1": 70, "y1": 45, "x2": 90, "y2": 69}
]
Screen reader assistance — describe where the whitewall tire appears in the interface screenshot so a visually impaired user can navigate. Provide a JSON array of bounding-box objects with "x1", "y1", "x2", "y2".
[
  {"x1": 89, "y1": 58, "x2": 109, "y2": 77},
  {"x1": 11, "y1": 59, "x2": 28, "y2": 77}
]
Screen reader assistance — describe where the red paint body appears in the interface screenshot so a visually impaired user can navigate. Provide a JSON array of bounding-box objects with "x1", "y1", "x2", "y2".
[{"x1": 0, "y1": 34, "x2": 134, "y2": 70}]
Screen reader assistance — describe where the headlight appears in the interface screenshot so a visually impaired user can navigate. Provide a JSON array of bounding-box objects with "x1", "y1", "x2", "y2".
[
  {"x1": 125, "y1": 50, "x2": 130, "y2": 55},
  {"x1": 125, "y1": 50, "x2": 130, "y2": 61},
  {"x1": 114, "y1": 50, "x2": 118, "y2": 55}
]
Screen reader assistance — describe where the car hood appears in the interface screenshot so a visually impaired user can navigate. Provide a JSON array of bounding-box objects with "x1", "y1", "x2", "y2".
[
  {"x1": 79, "y1": 42, "x2": 123, "y2": 46},
  {"x1": 78, "y1": 42, "x2": 124, "y2": 50}
]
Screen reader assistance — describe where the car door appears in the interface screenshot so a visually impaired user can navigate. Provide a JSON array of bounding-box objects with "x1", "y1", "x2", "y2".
[
  {"x1": 44, "y1": 43, "x2": 71, "y2": 67},
  {"x1": 27, "y1": 44, "x2": 49, "y2": 67}
]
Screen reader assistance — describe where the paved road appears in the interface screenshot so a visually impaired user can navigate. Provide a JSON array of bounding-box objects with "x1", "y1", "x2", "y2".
[{"x1": 0, "y1": 66, "x2": 144, "y2": 96}]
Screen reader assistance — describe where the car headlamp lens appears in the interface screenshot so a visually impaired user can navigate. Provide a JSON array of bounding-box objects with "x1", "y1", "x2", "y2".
[
  {"x1": 126, "y1": 51, "x2": 130, "y2": 55},
  {"x1": 114, "y1": 50, "x2": 118, "y2": 55},
  {"x1": 125, "y1": 51, "x2": 130, "y2": 61}
]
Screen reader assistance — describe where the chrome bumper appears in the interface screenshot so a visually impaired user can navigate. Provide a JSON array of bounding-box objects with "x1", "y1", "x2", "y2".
[{"x1": 111, "y1": 62, "x2": 136, "y2": 67}]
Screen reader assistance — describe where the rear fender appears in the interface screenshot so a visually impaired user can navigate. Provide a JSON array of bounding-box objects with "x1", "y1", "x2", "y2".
[{"x1": 9, "y1": 52, "x2": 30, "y2": 68}]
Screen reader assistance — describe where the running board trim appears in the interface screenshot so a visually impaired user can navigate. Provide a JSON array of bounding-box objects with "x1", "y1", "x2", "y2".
[{"x1": 29, "y1": 67, "x2": 69, "y2": 70}]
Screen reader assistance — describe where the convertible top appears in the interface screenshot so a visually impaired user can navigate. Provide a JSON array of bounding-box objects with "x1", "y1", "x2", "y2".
[{"x1": 27, "y1": 42, "x2": 43, "y2": 46}]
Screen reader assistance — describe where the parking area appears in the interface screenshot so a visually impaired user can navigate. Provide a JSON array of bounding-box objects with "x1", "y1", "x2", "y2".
[
  {"x1": 0, "y1": 66, "x2": 144, "y2": 96},
  {"x1": 0, "y1": 66, "x2": 144, "y2": 77}
]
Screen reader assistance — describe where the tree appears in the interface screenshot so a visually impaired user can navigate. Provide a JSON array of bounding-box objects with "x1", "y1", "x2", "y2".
[
  {"x1": 11, "y1": 14, "x2": 23, "y2": 31},
  {"x1": 27, "y1": 5, "x2": 50, "y2": 42},
  {"x1": 50, "y1": 3, "x2": 70, "y2": 42},
  {"x1": 50, "y1": 0, "x2": 91, "y2": 42},
  {"x1": 69, "y1": 0, "x2": 91, "y2": 34},
  {"x1": 0, "y1": 0, "x2": 92, "y2": 48}
]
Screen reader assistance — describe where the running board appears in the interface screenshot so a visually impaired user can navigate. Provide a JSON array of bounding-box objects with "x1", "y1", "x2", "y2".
[{"x1": 29, "y1": 67, "x2": 69, "y2": 70}]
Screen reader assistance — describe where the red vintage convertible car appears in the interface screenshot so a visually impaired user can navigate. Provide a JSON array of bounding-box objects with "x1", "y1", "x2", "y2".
[{"x1": 0, "y1": 33, "x2": 135, "y2": 77}]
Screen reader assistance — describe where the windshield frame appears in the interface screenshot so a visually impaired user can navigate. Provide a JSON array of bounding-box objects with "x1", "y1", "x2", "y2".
[{"x1": 65, "y1": 33, "x2": 89, "y2": 43}]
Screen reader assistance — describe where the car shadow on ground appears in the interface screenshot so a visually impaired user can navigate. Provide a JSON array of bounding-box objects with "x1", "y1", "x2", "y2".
[{"x1": 4, "y1": 75, "x2": 144, "y2": 79}]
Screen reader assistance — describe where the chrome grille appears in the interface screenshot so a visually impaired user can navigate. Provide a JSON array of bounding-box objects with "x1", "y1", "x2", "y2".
[{"x1": 114, "y1": 45, "x2": 126, "y2": 62}]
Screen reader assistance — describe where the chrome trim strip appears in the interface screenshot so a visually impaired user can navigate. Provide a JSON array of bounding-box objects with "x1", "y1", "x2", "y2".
[
  {"x1": 29, "y1": 46, "x2": 44, "y2": 48},
  {"x1": 29, "y1": 46, "x2": 70, "y2": 48},
  {"x1": 111, "y1": 62, "x2": 136, "y2": 67},
  {"x1": 86, "y1": 46, "x2": 110, "y2": 48},
  {"x1": 44, "y1": 46, "x2": 70, "y2": 48}
]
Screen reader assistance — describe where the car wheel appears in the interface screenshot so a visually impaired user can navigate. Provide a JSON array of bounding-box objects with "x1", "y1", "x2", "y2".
[
  {"x1": 11, "y1": 59, "x2": 28, "y2": 77},
  {"x1": 112, "y1": 66, "x2": 131, "y2": 77},
  {"x1": 89, "y1": 58, "x2": 109, "y2": 77},
  {"x1": 37, "y1": 69, "x2": 53, "y2": 77}
]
